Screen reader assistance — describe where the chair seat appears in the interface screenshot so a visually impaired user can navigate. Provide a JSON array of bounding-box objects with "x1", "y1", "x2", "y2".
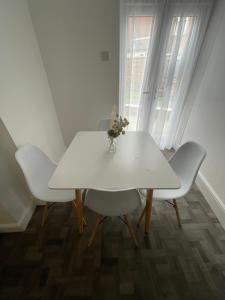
[
  {"x1": 85, "y1": 189, "x2": 142, "y2": 217},
  {"x1": 38, "y1": 188, "x2": 74, "y2": 202},
  {"x1": 139, "y1": 182, "x2": 188, "y2": 200}
]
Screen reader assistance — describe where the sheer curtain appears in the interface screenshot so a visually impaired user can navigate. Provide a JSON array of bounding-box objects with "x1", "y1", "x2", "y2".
[{"x1": 119, "y1": 0, "x2": 214, "y2": 149}]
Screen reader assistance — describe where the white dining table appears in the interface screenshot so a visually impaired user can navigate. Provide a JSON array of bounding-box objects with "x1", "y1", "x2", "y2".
[{"x1": 49, "y1": 131, "x2": 180, "y2": 234}]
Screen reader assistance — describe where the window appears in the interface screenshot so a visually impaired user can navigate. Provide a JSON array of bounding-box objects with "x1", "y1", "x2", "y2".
[{"x1": 120, "y1": 0, "x2": 213, "y2": 149}]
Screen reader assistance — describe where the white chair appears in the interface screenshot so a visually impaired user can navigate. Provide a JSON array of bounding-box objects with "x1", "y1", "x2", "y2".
[
  {"x1": 98, "y1": 118, "x2": 112, "y2": 131},
  {"x1": 85, "y1": 189, "x2": 142, "y2": 247},
  {"x1": 138, "y1": 141, "x2": 206, "y2": 228},
  {"x1": 15, "y1": 144, "x2": 80, "y2": 227}
]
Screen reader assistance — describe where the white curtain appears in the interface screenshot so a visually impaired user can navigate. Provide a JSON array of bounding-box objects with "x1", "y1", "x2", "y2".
[{"x1": 119, "y1": 0, "x2": 214, "y2": 149}]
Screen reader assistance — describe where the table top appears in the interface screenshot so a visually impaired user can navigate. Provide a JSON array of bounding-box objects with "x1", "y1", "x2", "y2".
[{"x1": 49, "y1": 131, "x2": 180, "y2": 191}]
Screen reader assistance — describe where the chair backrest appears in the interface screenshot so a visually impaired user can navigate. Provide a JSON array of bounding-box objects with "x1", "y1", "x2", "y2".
[
  {"x1": 169, "y1": 141, "x2": 206, "y2": 195},
  {"x1": 98, "y1": 118, "x2": 112, "y2": 131},
  {"x1": 15, "y1": 144, "x2": 56, "y2": 199}
]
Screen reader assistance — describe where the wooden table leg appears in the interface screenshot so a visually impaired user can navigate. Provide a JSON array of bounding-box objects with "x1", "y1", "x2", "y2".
[
  {"x1": 75, "y1": 189, "x2": 84, "y2": 234},
  {"x1": 145, "y1": 188, "x2": 153, "y2": 234}
]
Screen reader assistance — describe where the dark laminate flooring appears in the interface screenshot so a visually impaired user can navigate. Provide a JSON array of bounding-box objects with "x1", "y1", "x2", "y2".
[{"x1": 1, "y1": 185, "x2": 225, "y2": 300}]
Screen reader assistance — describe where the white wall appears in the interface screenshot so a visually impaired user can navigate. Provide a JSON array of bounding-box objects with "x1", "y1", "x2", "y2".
[
  {"x1": 0, "y1": 0, "x2": 65, "y2": 162},
  {"x1": 0, "y1": 0, "x2": 66, "y2": 231},
  {"x1": 28, "y1": 0, "x2": 119, "y2": 145},
  {"x1": 181, "y1": 0, "x2": 225, "y2": 227}
]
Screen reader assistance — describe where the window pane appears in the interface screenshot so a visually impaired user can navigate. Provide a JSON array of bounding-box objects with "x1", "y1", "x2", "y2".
[
  {"x1": 151, "y1": 16, "x2": 197, "y2": 141},
  {"x1": 124, "y1": 16, "x2": 153, "y2": 130}
]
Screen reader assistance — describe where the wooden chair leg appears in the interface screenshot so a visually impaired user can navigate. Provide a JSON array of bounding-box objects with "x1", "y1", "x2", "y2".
[
  {"x1": 82, "y1": 189, "x2": 87, "y2": 202},
  {"x1": 88, "y1": 215, "x2": 101, "y2": 247},
  {"x1": 41, "y1": 204, "x2": 48, "y2": 227},
  {"x1": 173, "y1": 199, "x2": 181, "y2": 228},
  {"x1": 71, "y1": 200, "x2": 77, "y2": 218},
  {"x1": 124, "y1": 215, "x2": 139, "y2": 247},
  {"x1": 137, "y1": 206, "x2": 146, "y2": 227},
  {"x1": 72, "y1": 200, "x2": 87, "y2": 227},
  {"x1": 82, "y1": 216, "x2": 87, "y2": 226}
]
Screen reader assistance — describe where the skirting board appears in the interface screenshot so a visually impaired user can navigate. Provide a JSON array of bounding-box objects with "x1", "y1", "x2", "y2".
[
  {"x1": 196, "y1": 171, "x2": 225, "y2": 230},
  {"x1": 0, "y1": 201, "x2": 36, "y2": 233}
]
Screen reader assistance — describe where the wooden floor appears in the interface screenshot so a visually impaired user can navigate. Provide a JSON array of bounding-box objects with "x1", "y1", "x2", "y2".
[{"x1": 1, "y1": 185, "x2": 225, "y2": 300}]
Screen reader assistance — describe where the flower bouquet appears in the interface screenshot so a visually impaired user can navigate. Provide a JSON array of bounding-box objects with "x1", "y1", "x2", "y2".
[{"x1": 107, "y1": 114, "x2": 129, "y2": 152}]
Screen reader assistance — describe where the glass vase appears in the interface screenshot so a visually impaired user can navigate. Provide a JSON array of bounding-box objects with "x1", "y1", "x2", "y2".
[{"x1": 108, "y1": 136, "x2": 116, "y2": 153}]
